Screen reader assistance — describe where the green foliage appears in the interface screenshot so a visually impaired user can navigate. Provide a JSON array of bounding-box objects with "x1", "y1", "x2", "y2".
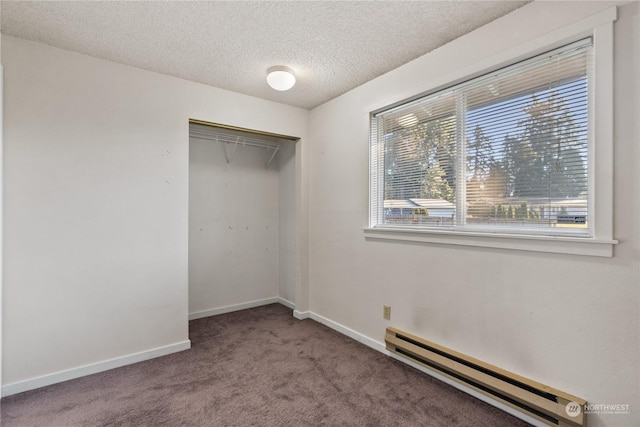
[
  {"x1": 468, "y1": 124, "x2": 493, "y2": 180},
  {"x1": 511, "y1": 92, "x2": 587, "y2": 198},
  {"x1": 465, "y1": 90, "x2": 587, "y2": 221},
  {"x1": 515, "y1": 202, "x2": 528, "y2": 219},
  {"x1": 384, "y1": 115, "x2": 456, "y2": 203},
  {"x1": 384, "y1": 87, "x2": 587, "y2": 221}
]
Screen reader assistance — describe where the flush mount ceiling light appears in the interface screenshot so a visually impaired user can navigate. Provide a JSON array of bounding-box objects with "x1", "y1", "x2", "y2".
[{"x1": 266, "y1": 66, "x2": 296, "y2": 91}]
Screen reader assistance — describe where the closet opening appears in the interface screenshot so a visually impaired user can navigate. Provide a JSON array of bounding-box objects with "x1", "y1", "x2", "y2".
[{"x1": 188, "y1": 120, "x2": 298, "y2": 320}]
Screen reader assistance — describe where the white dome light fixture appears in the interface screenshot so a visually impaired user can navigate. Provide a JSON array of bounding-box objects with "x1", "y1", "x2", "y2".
[{"x1": 266, "y1": 66, "x2": 296, "y2": 91}]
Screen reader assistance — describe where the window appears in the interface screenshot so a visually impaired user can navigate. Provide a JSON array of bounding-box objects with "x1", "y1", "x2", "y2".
[
  {"x1": 367, "y1": 15, "x2": 618, "y2": 257},
  {"x1": 371, "y1": 39, "x2": 592, "y2": 237}
]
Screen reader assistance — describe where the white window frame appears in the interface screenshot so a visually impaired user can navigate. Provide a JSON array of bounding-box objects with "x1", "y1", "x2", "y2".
[{"x1": 364, "y1": 7, "x2": 618, "y2": 257}]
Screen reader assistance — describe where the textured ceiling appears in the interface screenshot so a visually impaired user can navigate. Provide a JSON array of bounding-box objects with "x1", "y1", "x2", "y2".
[{"x1": 1, "y1": 1, "x2": 529, "y2": 110}]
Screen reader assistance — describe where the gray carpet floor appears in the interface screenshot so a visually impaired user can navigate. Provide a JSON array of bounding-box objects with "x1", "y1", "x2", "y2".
[{"x1": 0, "y1": 304, "x2": 531, "y2": 426}]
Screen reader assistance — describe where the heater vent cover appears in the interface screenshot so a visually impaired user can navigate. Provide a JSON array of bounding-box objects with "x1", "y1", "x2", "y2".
[{"x1": 385, "y1": 327, "x2": 586, "y2": 427}]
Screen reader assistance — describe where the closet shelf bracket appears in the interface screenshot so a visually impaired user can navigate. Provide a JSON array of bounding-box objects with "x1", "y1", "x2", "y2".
[
  {"x1": 223, "y1": 136, "x2": 241, "y2": 164},
  {"x1": 265, "y1": 145, "x2": 280, "y2": 170},
  {"x1": 190, "y1": 127, "x2": 282, "y2": 170}
]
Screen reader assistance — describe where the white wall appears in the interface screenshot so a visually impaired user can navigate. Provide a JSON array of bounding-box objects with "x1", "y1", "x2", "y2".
[
  {"x1": 279, "y1": 142, "x2": 297, "y2": 304},
  {"x1": 188, "y1": 134, "x2": 296, "y2": 315},
  {"x1": 1, "y1": 36, "x2": 308, "y2": 392},
  {"x1": 307, "y1": 2, "x2": 639, "y2": 427}
]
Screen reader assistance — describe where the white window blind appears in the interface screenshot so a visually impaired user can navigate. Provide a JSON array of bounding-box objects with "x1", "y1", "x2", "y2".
[{"x1": 370, "y1": 39, "x2": 593, "y2": 237}]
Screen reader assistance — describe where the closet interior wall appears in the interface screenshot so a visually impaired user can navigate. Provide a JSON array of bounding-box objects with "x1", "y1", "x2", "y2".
[{"x1": 188, "y1": 124, "x2": 296, "y2": 317}]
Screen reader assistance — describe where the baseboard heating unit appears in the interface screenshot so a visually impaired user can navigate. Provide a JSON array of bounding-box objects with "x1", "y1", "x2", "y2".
[{"x1": 385, "y1": 327, "x2": 586, "y2": 427}]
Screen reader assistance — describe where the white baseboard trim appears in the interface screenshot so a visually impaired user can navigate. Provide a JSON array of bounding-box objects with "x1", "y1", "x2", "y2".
[
  {"x1": 307, "y1": 312, "x2": 387, "y2": 354},
  {"x1": 293, "y1": 310, "x2": 310, "y2": 320},
  {"x1": 3, "y1": 298, "x2": 295, "y2": 398},
  {"x1": 1, "y1": 340, "x2": 191, "y2": 398},
  {"x1": 277, "y1": 297, "x2": 295, "y2": 310},
  {"x1": 296, "y1": 311, "x2": 546, "y2": 427},
  {"x1": 189, "y1": 297, "x2": 283, "y2": 320}
]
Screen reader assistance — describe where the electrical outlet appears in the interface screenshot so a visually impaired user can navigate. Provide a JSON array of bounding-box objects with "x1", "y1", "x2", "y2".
[{"x1": 383, "y1": 304, "x2": 391, "y2": 320}]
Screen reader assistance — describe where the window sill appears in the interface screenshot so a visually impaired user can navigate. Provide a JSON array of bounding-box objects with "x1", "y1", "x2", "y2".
[{"x1": 363, "y1": 227, "x2": 618, "y2": 257}]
